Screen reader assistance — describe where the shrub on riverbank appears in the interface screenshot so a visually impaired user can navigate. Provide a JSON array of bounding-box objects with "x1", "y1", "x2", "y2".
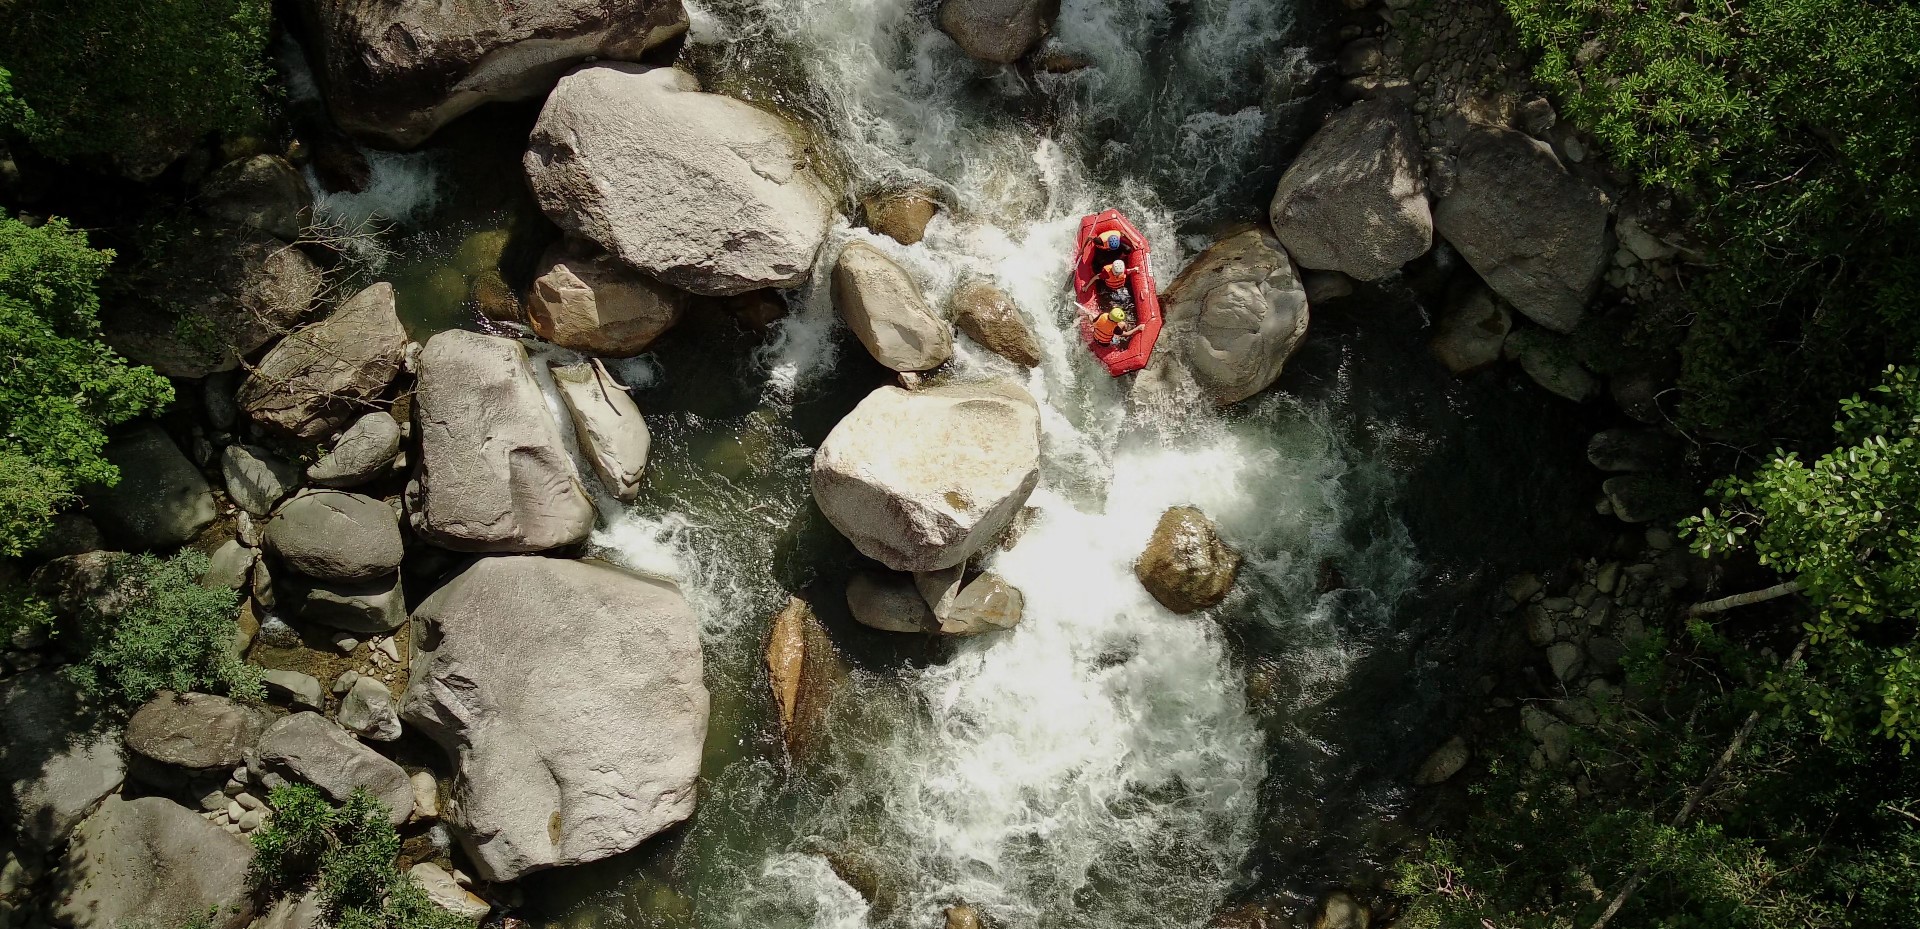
[
  {"x1": 0, "y1": 215, "x2": 172, "y2": 555},
  {"x1": 1503, "y1": 0, "x2": 1920, "y2": 441},
  {"x1": 60, "y1": 551, "x2": 261, "y2": 707},
  {"x1": 251, "y1": 785, "x2": 471, "y2": 929}
]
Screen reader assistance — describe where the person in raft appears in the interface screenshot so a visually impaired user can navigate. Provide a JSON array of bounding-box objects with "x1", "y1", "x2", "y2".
[
  {"x1": 1083, "y1": 259, "x2": 1143, "y2": 346},
  {"x1": 1093, "y1": 229, "x2": 1133, "y2": 266}
]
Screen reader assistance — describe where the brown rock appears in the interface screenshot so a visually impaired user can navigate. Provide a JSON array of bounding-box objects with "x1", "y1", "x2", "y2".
[
  {"x1": 861, "y1": 186, "x2": 942, "y2": 246},
  {"x1": 765, "y1": 598, "x2": 846, "y2": 758},
  {"x1": 1136, "y1": 506, "x2": 1239, "y2": 613},
  {"x1": 238, "y1": 282, "x2": 408, "y2": 441},
  {"x1": 945, "y1": 904, "x2": 985, "y2": 929},
  {"x1": 526, "y1": 241, "x2": 686, "y2": 356},
  {"x1": 951, "y1": 280, "x2": 1041, "y2": 367}
]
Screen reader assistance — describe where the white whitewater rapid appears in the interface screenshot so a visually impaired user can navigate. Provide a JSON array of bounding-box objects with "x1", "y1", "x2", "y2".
[{"x1": 576, "y1": 1, "x2": 1403, "y2": 928}]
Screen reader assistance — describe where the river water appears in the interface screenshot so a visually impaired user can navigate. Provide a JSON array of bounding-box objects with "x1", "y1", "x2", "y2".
[{"x1": 296, "y1": 0, "x2": 1608, "y2": 924}]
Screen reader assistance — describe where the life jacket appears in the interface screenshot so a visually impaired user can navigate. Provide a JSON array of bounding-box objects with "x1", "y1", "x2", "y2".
[
  {"x1": 1100, "y1": 263, "x2": 1128, "y2": 288},
  {"x1": 1092, "y1": 313, "x2": 1119, "y2": 340}
]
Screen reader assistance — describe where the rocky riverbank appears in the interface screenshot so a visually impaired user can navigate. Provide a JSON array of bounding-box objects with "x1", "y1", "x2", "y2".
[{"x1": 0, "y1": 0, "x2": 1718, "y2": 926}]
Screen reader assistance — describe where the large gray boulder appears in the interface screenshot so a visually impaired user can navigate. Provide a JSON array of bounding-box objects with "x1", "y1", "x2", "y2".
[
  {"x1": 1160, "y1": 229, "x2": 1311, "y2": 404},
  {"x1": 84, "y1": 425, "x2": 216, "y2": 549},
  {"x1": 266, "y1": 489, "x2": 404, "y2": 584},
  {"x1": 101, "y1": 226, "x2": 321, "y2": 378},
  {"x1": 1435, "y1": 126, "x2": 1610, "y2": 332},
  {"x1": 124, "y1": 692, "x2": 266, "y2": 780},
  {"x1": 832, "y1": 242, "x2": 953, "y2": 372},
  {"x1": 402, "y1": 557, "x2": 709, "y2": 882},
  {"x1": 197, "y1": 155, "x2": 312, "y2": 241},
  {"x1": 0, "y1": 673, "x2": 125, "y2": 850},
  {"x1": 846, "y1": 570, "x2": 938, "y2": 633},
  {"x1": 51, "y1": 796, "x2": 255, "y2": 929},
  {"x1": 527, "y1": 241, "x2": 685, "y2": 356},
  {"x1": 297, "y1": 0, "x2": 688, "y2": 148},
  {"x1": 1269, "y1": 100, "x2": 1431, "y2": 281},
  {"x1": 408, "y1": 331, "x2": 594, "y2": 552},
  {"x1": 937, "y1": 0, "x2": 1059, "y2": 64},
  {"x1": 238, "y1": 282, "x2": 409, "y2": 442},
  {"x1": 255, "y1": 712, "x2": 413, "y2": 825},
  {"x1": 812, "y1": 382, "x2": 1040, "y2": 572},
  {"x1": 525, "y1": 64, "x2": 833, "y2": 296},
  {"x1": 552, "y1": 362, "x2": 650, "y2": 502},
  {"x1": 307, "y1": 411, "x2": 403, "y2": 488}
]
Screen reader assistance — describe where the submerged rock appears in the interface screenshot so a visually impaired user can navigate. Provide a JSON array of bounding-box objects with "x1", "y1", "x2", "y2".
[
  {"x1": 525, "y1": 64, "x2": 833, "y2": 295},
  {"x1": 84, "y1": 424, "x2": 216, "y2": 549},
  {"x1": 812, "y1": 382, "x2": 1041, "y2": 572},
  {"x1": 1429, "y1": 285, "x2": 1512, "y2": 375},
  {"x1": 765, "y1": 598, "x2": 846, "y2": 758},
  {"x1": 1136, "y1": 506, "x2": 1239, "y2": 614},
  {"x1": 1503, "y1": 328, "x2": 1597, "y2": 402},
  {"x1": 526, "y1": 240, "x2": 686, "y2": 356},
  {"x1": 238, "y1": 281, "x2": 409, "y2": 442},
  {"x1": 951, "y1": 280, "x2": 1041, "y2": 368},
  {"x1": 1269, "y1": 99, "x2": 1431, "y2": 281},
  {"x1": 938, "y1": 0, "x2": 1058, "y2": 64},
  {"x1": 552, "y1": 361, "x2": 651, "y2": 502},
  {"x1": 52, "y1": 796, "x2": 255, "y2": 929},
  {"x1": 408, "y1": 331, "x2": 594, "y2": 552},
  {"x1": 1161, "y1": 228, "x2": 1310, "y2": 404},
  {"x1": 402, "y1": 556, "x2": 708, "y2": 882},
  {"x1": 833, "y1": 242, "x2": 953, "y2": 372},
  {"x1": 1436, "y1": 126, "x2": 1610, "y2": 333},
  {"x1": 297, "y1": 0, "x2": 688, "y2": 148},
  {"x1": 1412, "y1": 735, "x2": 1470, "y2": 785}
]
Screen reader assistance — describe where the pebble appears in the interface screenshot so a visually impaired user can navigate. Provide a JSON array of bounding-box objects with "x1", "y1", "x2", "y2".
[
  {"x1": 332, "y1": 670, "x2": 360, "y2": 695},
  {"x1": 377, "y1": 637, "x2": 400, "y2": 663},
  {"x1": 238, "y1": 809, "x2": 265, "y2": 831},
  {"x1": 331, "y1": 632, "x2": 360, "y2": 655},
  {"x1": 227, "y1": 800, "x2": 245, "y2": 821},
  {"x1": 235, "y1": 792, "x2": 264, "y2": 811},
  {"x1": 223, "y1": 823, "x2": 242, "y2": 836},
  {"x1": 198, "y1": 789, "x2": 228, "y2": 812}
]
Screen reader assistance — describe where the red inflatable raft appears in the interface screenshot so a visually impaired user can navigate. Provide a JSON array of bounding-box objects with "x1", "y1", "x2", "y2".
[{"x1": 1073, "y1": 209, "x2": 1163, "y2": 376}]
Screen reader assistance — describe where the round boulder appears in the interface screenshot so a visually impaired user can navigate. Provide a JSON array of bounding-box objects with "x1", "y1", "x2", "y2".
[
  {"x1": 1269, "y1": 99, "x2": 1431, "y2": 281},
  {"x1": 951, "y1": 280, "x2": 1041, "y2": 368},
  {"x1": 832, "y1": 242, "x2": 953, "y2": 372},
  {"x1": 1135, "y1": 506, "x2": 1240, "y2": 614},
  {"x1": 812, "y1": 382, "x2": 1041, "y2": 572},
  {"x1": 937, "y1": 0, "x2": 1059, "y2": 64},
  {"x1": 265, "y1": 489, "x2": 404, "y2": 584},
  {"x1": 1161, "y1": 229, "x2": 1310, "y2": 404},
  {"x1": 197, "y1": 155, "x2": 312, "y2": 241},
  {"x1": 526, "y1": 241, "x2": 686, "y2": 356}
]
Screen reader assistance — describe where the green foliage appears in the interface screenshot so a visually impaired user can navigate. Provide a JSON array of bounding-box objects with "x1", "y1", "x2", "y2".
[
  {"x1": 0, "y1": 215, "x2": 173, "y2": 555},
  {"x1": 1501, "y1": 0, "x2": 1920, "y2": 438},
  {"x1": 1685, "y1": 366, "x2": 1920, "y2": 748},
  {"x1": 251, "y1": 787, "x2": 473, "y2": 929},
  {"x1": 0, "y1": 0, "x2": 272, "y2": 168},
  {"x1": 63, "y1": 551, "x2": 260, "y2": 707}
]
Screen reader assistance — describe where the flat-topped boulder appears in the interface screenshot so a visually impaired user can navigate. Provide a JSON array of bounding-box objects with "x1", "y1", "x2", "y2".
[
  {"x1": 1, "y1": 673, "x2": 125, "y2": 850},
  {"x1": 833, "y1": 242, "x2": 952, "y2": 372},
  {"x1": 813, "y1": 381, "x2": 1041, "y2": 572},
  {"x1": 408, "y1": 331, "x2": 594, "y2": 552},
  {"x1": 402, "y1": 556, "x2": 708, "y2": 882},
  {"x1": 1270, "y1": 99, "x2": 1431, "y2": 281},
  {"x1": 125, "y1": 692, "x2": 266, "y2": 780},
  {"x1": 297, "y1": 0, "x2": 688, "y2": 148},
  {"x1": 52, "y1": 796, "x2": 255, "y2": 929},
  {"x1": 238, "y1": 282, "x2": 408, "y2": 442},
  {"x1": 266, "y1": 489, "x2": 404, "y2": 584},
  {"x1": 525, "y1": 64, "x2": 833, "y2": 295},
  {"x1": 1160, "y1": 228, "x2": 1310, "y2": 404}
]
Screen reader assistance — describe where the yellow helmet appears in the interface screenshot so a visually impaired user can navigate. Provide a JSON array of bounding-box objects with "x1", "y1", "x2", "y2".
[{"x1": 1108, "y1": 308, "x2": 1126, "y2": 323}]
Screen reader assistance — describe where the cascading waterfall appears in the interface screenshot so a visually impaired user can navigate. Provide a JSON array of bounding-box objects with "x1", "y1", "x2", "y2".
[{"x1": 533, "y1": 0, "x2": 1430, "y2": 927}]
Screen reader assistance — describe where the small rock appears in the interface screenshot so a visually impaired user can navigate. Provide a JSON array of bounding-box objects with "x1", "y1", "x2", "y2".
[
  {"x1": 331, "y1": 670, "x2": 360, "y2": 695},
  {"x1": 1587, "y1": 428, "x2": 1679, "y2": 473},
  {"x1": 1546, "y1": 642, "x2": 1585, "y2": 685},
  {"x1": 408, "y1": 863, "x2": 491, "y2": 924},
  {"x1": 1603, "y1": 474, "x2": 1692, "y2": 524},
  {"x1": 1314, "y1": 889, "x2": 1370, "y2": 929},
  {"x1": 951, "y1": 280, "x2": 1042, "y2": 368},
  {"x1": 307, "y1": 411, "x2": 402, "y2": 488},
  {"x1": 846, "y1": 570, "x2": 936, "y2": 633},
  {"x1": 410, "y1": 770, "x2": 440, "y2": 821},
  {"x1": 1505, "y1": 573, "x2": 1544, "y2": 604},
  {"x1": 330, "y1": 632, "x2": 360, "y2": 655},
  {"x1": 338, "y1": 675, "x2": 402, "y2": 742},
  {"x1": 1503, "y1": 328, "x2": 1598, "y2": 402},
  {"x1": 261, "y1": 669, "x2": 325, "y2": 711},
  {"x1": 1430, "y1": 286, "x2": 1511, "y2": 375},
  {"x1": 227, "y1": 799, "x2": 245, "y2": 821},
  {"x1": 221, "y1": 445, "x2": 301, "y2": 516},
  {"x1": 235, "y1": 792, "x2": 264, "y2": 811},
  {"x1": 376, "y1": 636, "x2": 400, "y2": 663},
  {"x1": 860, "y1": 186, "x2": 942, "y2": 246},
  {"x1": 203, "y1": 540, "x2": 254, "y2": 591},
  {"x1": 237, "y1": 808, "x2": 266, "y2": 831}
]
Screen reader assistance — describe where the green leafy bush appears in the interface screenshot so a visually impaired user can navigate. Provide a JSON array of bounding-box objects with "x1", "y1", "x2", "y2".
[
  {"x1": 1501, "y1": 0, "x2": 1920, "y2": 439},
  {"x1": 0, "y1": 0, "x2": 272, "y2": 170},
  {"x1": 0, "y1": 215, "x2": 173, "y2": 555},
  {"x1": 63, "y1": 551, "x2": 260, "y2": 707},
  {"x1": 251, "y1": 786, "x2": 473, "y2": 929},
  {"x1": 1685, "y1": 366, "x2": 1920, "y2": 749}
]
